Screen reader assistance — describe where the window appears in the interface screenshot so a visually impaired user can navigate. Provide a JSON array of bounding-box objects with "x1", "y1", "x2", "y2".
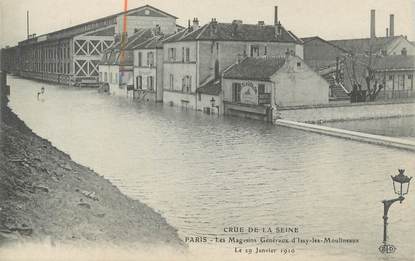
[
  {"x1": 104, "y1": 72, "x2": 108, "y2": 82},
  {"x1": 409, "y1": 74, "x2": 413, "y2": 80},
  {"x1": 232, "y1": 82, "x2": 241, "y2": 102},
  {"x1": 99, "y1": 72, "x2": 102, "y2": 82},
  {"x1": 258, "y1": 84, "x2": 265, "y2": 94},
  {"x1": 389, "y1": 75, "x2": 393, "y2": 81},
  {"x1": 250, "y1": 45, "x2": 259, "y2": 57},
  {"x1": 110, "y1": 72, "x2": 113, "y2": 83},
  {"x1": 168, "y1": 48, "x2": 176, "y2": 61},
  {"x1": 185, "y1": 48, "x2": 190, "y2": 62},
  {"x1": 147, "y1": 76, "x2": 154, "y2": 91},
  {"x1": 138, "y1": 52, "x2": 142, "y2": 66},
  {"x1": 115, "y1": 73, "x2": 118, "y2": 84},
  {"x1": 198, "y1": 92, "x2": 201, "y2": 101},
  {"x1": 297, "y1": 62, "x2": 301, "y2": 67},
  {"x1": 182, "y1": 47, "x2": 185, "y2": 62},
  {"x1": 264, "y1": 46, "x2": 268, "y2": 55},
  {"x1": 182, "y1": 76, "x2": 192, "y2": 93},
  {"x1": 147, "y1": 52, "x2": 154, "y2": 67},
  {"x1": 136, "y1": 76, "x2": 142, "y2": 89},
  {"x1": 169, "y1": 74, "x2": 174, "y2": 90}
]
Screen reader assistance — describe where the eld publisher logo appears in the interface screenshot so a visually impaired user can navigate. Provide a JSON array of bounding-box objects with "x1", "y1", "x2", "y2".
[{"x1": 379, "y1": 244, "x2": 396, "y2": 254}]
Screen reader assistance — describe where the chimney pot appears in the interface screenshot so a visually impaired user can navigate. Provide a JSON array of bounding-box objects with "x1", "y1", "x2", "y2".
[{"x1": 192, "y1": 17, "x2": 200, "y2": 31}]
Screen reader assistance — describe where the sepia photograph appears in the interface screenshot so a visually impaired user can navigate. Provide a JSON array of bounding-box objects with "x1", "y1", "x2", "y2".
[{"x1": 0, "y1": 0, "x2": 414, "y2": 260}]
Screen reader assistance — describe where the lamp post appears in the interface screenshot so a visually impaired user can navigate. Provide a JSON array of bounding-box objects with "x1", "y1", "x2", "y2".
[{"x1": 379, "y1": 169, "x2": 412, "y2": 254}]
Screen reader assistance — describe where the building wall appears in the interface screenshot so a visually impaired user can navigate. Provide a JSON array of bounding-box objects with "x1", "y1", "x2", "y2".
[
  {"x1": 116, "y1": 15, "x2": 176, "y2": 36},
  {"x1": 278, "y1": 101, "x2": 415, "y2": 123},
  {"x1": 373, "y1": 69, "x2": 415, "y2": 99},
  {"x1": 272, "y1": 56, "x2": 329, "y2": 106},
  {"x1": 163, "y1": 90, "x2": 197, "y2": 109},
  {"x1": 163, "y1": 41, "x2": 198, "y2": 106},
  {"x1": 196, "y1": 93, "x2": 223, "y2": 115},
  {"x1": 222, "y1": 78, "x2": 272, "y2": 104}
]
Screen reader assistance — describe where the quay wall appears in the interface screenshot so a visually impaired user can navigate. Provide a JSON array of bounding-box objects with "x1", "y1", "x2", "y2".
[
  {"x1": 278, "y1": 101, "x2": 415, "y2": 123},
  {"x1": 276, "y1": 119, "x2": 415, "y2": 152}
]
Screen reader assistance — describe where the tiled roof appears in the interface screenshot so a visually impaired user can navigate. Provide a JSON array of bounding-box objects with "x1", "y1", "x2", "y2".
[
  {"x1": 372, "y1": 55, "x2": 415, "y2": 71},
  {"x1": 197, "y1": 79, "x2": 222, "y2": 95},
  {"x1": 133, "y1": 34, "x2": 169, "y2": 49},
  {"x1": 329, "y1": 36, "x2": 402, "y2": 54},
  {"x1": 163, "y1": 28, "x2": 192, "y2": 43},
  {"x1": 223, "y1": 57, "x2": 286, "y2": 81},
  {"x1": 166, "y1": 22, "x2": 302, "y2": 43}
]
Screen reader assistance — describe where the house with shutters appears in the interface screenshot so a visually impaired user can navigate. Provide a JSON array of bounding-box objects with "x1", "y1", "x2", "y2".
[
  {"x1": 132, "y1": 34, "x2": 169, "y2": 102},
  {"x1": 162, "y1": 7, "x2": 303, "y2": 111},
  {"x1": 99, "y1": 29, "x2": 155, "y2": 96}
]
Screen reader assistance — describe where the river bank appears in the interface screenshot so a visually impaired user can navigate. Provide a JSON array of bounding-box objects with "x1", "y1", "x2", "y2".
[{"x1": 0, "y1": 95, "x2": 184, "y2": 248}]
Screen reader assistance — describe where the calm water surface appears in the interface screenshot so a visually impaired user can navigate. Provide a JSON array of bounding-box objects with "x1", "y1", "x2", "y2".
[{"x1": 7, "y1": 77, "x2": 415, "y2": 260}]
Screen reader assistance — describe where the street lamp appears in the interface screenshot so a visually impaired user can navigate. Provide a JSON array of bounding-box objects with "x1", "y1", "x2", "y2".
[{"x1": 379, "y1": 169, "x2": 412, "y2": 254}]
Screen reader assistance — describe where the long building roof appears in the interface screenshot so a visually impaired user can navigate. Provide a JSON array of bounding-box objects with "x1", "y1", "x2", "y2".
[
  {"x1": 165, "y1": 21, "x2": 302, "y2": 43},
  {"x1": 19, "y1": 5, "x2": 177, "y2": 45},
  {"x1": 328, "y1": 36, "x2": 403, "y2": 54}
]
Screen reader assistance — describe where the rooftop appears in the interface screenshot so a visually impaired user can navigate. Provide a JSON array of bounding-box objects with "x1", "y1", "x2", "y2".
[
  {"x1": 223, "y1": 56, "x2": 286, "y2": 81},
  {"x1": 165, "y1": 21, "x2": 302, "y2": 43},
  {"x1": 328, "y1": 36, "x2": 404, "y2": 54},
  {"x1": 196, "y1": 79, "x2": 222, "y2": 95},
  {"x1": 372, "y1": 55, "x2": 415, "y2": 71}
]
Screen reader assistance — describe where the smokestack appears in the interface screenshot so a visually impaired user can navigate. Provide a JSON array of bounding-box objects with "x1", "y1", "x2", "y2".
[
  {"x1": 370, "y1": 9, "x2": 376, "y2": 39},
  {"x1": 389, "y1": 14, "x2": 395, "y2": 37},
  {"x1": 274, "y1": 6, "x2": 278, "y2": 25},
  {"x1": 26, "y1": 11, "x2": 29, "y2": 39}
]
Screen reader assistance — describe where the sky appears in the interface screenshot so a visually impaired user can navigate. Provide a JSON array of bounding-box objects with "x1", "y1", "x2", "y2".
[{"x1": 0, "y1": 0, "x2": 414, "y2": 47}]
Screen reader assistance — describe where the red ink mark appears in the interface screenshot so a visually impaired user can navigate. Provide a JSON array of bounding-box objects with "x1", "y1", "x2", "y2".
[{"x1": 120, "y1": 0, "x2": 128, "y2": 65}]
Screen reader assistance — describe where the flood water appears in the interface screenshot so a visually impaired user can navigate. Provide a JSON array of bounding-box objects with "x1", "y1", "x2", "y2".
[{"x1": 7, "y1": 76, "x2": 415, "y2": 260}]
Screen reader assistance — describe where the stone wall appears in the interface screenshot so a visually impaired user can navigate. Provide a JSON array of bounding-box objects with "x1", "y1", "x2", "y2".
[{"x1": 278, "y1": 101, "x2": 415, "y2": 123}]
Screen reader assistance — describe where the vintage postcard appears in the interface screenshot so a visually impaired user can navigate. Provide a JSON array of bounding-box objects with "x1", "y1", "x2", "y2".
[{"x1": 0, "y1": 0, "x2": 414, "y2": 260}]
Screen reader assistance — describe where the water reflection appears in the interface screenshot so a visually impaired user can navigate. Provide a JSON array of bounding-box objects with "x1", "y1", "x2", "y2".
[{"x1": 7, "y1": 76, "x2": 415, "y2": 261}]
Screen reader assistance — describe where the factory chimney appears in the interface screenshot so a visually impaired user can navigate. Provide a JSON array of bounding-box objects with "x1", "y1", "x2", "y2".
[
  {"x1": 26, "y1": 11, "x2": 30, "y2": 39},
  {"x1": 274, "y1": 6, "x2": 278, "y2": 25},
  {"x1": 370, "y1": 9, "x2": 376, "y2": 39},
  {"x1": 389, "y1": 14, "x2": 395, "y2": 37}
]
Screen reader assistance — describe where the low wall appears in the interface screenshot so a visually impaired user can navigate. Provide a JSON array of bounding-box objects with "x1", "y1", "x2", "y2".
[
  {"x1": 276, "y1": 119, "x2": 415, "y2": 152},
  {"x1": 278, "y1": 101, "x2": 415, "y2": 123}
]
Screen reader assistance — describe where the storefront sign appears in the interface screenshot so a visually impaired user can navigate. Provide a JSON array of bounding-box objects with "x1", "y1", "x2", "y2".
[{"x1": 240, "y1": 82, "x2": 258, "y2": 105}]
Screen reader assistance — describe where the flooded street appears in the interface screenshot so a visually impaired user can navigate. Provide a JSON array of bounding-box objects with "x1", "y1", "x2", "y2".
[{"x1": 7, "y1": 76, "x2": 415, "y2": 260}]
